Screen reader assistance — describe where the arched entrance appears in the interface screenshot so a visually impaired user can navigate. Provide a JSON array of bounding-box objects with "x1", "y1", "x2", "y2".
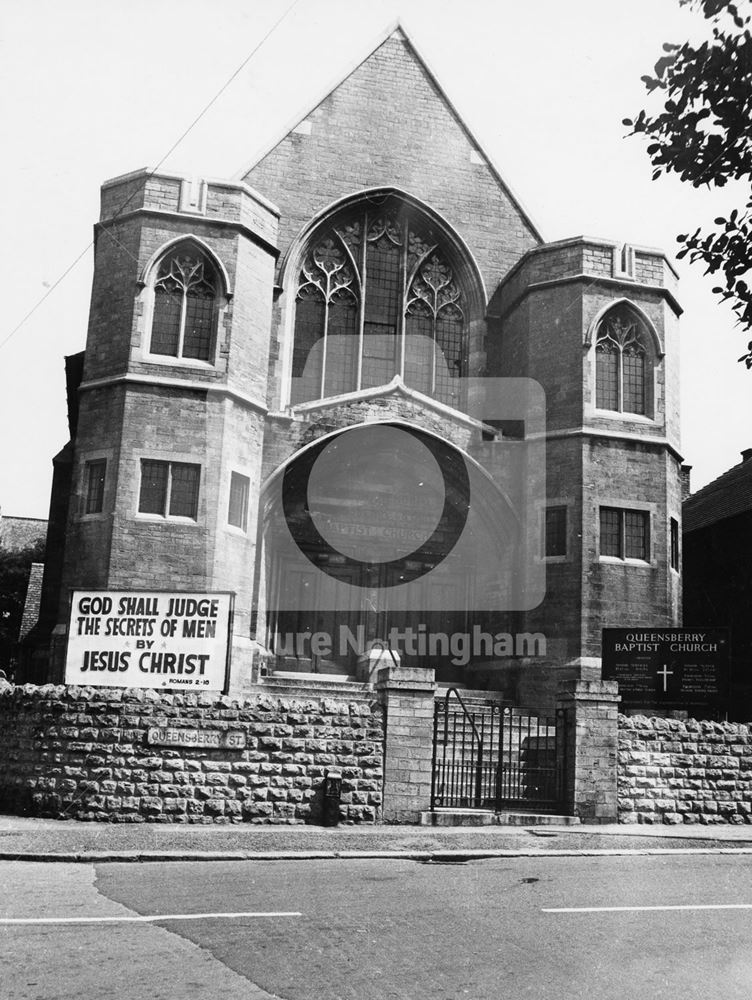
[{"x1": 260, "y1": 421, "x2": 521, "y2": 683}]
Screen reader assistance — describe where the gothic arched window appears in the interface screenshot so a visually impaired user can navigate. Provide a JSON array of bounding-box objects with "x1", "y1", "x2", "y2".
[
  {"x1": 595, "y1": 306, "x2": 653, "y2": 416},
  {"x1": 290, "y1": 200, "x2": 466, "y2": 406},
  {"x1": 149, "y1": 244, "x2": 219, "y2": 362}
]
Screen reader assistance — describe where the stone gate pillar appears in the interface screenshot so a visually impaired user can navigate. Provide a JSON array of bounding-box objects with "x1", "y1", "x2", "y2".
[
  {"x1": 376, "y1": 665, "x2": 436, "y2": 823},
  {"x1": 557, "y1": 679, "x2": 620, "y2": 823}
]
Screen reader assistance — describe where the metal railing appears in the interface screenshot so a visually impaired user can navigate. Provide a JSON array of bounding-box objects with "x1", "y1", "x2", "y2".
[{"x1": 431, "y1": 690, "x2": 561, "y2": 812}]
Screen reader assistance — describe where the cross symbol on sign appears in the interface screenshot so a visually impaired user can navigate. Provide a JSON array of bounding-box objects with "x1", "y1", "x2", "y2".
[{"x1": 657, "y1": 663, "x2": 674, "y2": 692}]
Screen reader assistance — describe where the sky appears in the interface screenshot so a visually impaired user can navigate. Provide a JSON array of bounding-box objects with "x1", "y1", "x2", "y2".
[{"x1": 1, "y1": 0, "x2": 750, "y2": 518}]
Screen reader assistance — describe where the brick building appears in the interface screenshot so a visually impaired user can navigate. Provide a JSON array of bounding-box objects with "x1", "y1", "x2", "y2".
[{"x1": 29, "y1": 26, "x2": 683, "y2": 714}]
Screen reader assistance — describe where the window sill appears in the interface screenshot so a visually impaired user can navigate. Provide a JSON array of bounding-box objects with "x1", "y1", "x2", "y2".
[
  {"x1": 593, "y1": 408, "x2": 655, "y2": 424},
  {"x1": 141, "y1": 353, "x2": 216, "y2": 370},
  {"x1": 598, "y1": 556, "x2": 653, "y2": 568},
  {"x1": 225, "y1": 523, "x2": 249, "y2": 537},
  {"x1": 135, "y1": 513, "x2": 200, "y2": 525}
]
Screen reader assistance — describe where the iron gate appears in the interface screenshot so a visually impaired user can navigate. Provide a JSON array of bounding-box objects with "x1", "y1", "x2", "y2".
[{"x1": 430, "y1": 688, "x2": 563, "y2": 812}]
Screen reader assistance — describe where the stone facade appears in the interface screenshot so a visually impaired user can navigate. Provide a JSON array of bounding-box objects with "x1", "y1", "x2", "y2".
[
  {"x1": 0, "y1": 682, "x2": 383, "y2": 824},
  {"x1": 618, "y1": 714, "x2": 752, "y2": 824},
  {"x1": 491, "y1": 240, "x2": 683, "y2": 681},
  {"x1": 27, "y1": 24, "x2": 683, "y2": 728}
]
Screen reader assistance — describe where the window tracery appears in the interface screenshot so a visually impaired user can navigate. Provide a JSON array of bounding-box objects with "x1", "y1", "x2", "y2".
[
  {"x1": 290, "y1": 201, "x2": 466, "y2": 406},
  {"x1": 149, "y1": 245, "x2": 218, "y2": 362},
  {"x1": 595, "y1": 308, "x2": 651, "y2": 416}
]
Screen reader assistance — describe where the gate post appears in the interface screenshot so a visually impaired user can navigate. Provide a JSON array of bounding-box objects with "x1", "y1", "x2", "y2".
[
  {"x1": 376, "y1": 665, "x2": 436, "y2": 823},
  {"x1": 556, "y1": 680, "x2": 620, "y2": 823}
]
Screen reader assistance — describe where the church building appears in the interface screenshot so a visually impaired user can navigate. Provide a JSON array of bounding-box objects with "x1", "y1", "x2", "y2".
[{"x1": 31, "y1": 25, "x2": 683, "y2": 714}]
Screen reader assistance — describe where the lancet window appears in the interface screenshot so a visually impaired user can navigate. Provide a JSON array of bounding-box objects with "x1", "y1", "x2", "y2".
[
  {"x1": 595, "y1": 307, "x2": 653, "y2": 416},
  {"x1": 149, "y1": 244, "x2": 219, "y2": 362}
]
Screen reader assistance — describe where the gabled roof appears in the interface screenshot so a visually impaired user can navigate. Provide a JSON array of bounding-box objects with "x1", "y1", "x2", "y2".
[
  {"x1": 683, "y1": 453, "x2": 752, "y2": 533},
  {"x1": 234, "y1": 21, "x2": 543, "y2": 242}
]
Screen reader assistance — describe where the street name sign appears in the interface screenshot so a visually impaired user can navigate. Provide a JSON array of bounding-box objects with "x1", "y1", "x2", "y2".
[{"x1": 146, "y1": 727, "x2": 246, "y2": 749}]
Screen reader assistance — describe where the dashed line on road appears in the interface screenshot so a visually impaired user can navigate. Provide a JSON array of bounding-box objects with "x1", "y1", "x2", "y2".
[
  {"x1": 544, "y1": 904, "x2": 752, "y2": 914},
  {"x1": 0, "y1": 911, "x2": 302, "y2": 925}
]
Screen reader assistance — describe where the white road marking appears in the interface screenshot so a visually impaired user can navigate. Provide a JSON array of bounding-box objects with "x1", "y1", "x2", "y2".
[
  {"x1": 544, "y1": 904, "x2": 752, "y2": 914},
  {"x1": 0, "y1": 911, "x2": 302, "y2": 925}
]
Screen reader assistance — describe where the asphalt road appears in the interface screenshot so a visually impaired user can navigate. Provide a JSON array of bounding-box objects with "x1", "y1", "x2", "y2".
[{"x1": 3, "y1": 855, "x2": 752, "y2": 999}]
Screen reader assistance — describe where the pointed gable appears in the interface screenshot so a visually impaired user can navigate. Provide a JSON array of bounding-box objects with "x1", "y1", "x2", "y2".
[{"x1": 240, "y1": 26, "x2": 541, "y2": 297}]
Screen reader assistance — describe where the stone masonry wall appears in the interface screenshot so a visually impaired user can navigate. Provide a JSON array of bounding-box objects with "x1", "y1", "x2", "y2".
[
  {"x1": 619, "y1": 715, "x2": 752, "y2": 824},
  {"x1": 0, "y1": 683, "x2": 384, "y2": 824}
]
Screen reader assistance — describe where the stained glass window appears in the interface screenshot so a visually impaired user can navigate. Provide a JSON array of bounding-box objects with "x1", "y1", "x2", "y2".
[
  {"x1": 623, "y1": 347, "x2": 645, "y2": 414},
  {"x1": 595, "y1": 341, "x2": 619, "y2": 410},
  {"x1": 595, "y1": 308, "x2": 651, "y2": 416},
  {"x1": 291, "y1": 199, "x2": 466, "y2": 406},
  {"x1": 150, "y1": 246, "x2": 218, "y2": 362}
]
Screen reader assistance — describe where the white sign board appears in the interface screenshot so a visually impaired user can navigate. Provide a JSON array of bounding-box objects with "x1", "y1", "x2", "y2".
[{"x1": 65, "y1": 591, "x2": 233, "y2": 691}]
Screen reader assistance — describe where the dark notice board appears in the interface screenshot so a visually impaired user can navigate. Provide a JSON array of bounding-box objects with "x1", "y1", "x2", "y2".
[{"x1": 601, "y1": 628, "x2": 730, "y2": 709}]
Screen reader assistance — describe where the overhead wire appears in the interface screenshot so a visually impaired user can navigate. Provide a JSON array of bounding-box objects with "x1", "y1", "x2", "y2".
[{"x1": 0, "y1": 0, "x2": 303, "y2": 353}]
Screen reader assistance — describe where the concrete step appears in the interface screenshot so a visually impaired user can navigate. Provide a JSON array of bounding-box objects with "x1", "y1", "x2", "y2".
[
  {"x1": 257, "y1": 675, "x2": 373, "y2": 697},
  {"x1": 498, "y1": 812, "x2": 580, "y2": 826},
  {"x1": 420, "y1": 809, "x2": 580, "y2": 827},
  {"x1": 420, "y1": 809, "x2": 497, "y2": 827}
]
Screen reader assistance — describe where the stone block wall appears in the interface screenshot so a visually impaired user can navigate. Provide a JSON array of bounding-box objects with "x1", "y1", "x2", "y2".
[
  {"x1": 0, "y1": 684, "x2": 384, "y2": 824},
  {"x1": 619, "y1": 715, "x2": 752, "y2": 824}
]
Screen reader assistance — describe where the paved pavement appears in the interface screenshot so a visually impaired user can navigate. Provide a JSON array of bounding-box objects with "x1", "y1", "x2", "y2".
[{"x1": 3, "y1": 814, "x2": 752, "y2": 861}]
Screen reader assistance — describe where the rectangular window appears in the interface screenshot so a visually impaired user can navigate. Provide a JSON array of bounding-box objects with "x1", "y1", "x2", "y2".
[
  {"x1": 624, "y1": 510, "x2": 649, "y2": 560},
  {"x1": 169, "y1": 463, "x2": 201, "y2": 518},
  {"x1": 600, "y1": 507, "x2": 650, "y2": 561},
  {"x1": 139, "y1": 460, "x2": 200, "y2": 519},
  {"x1": 544, "y1": 505, "x2": 567, "y2": 557},
  {"x1": 84, "y1": 459, "x2": 106, "y2": 514},
  {"x1": 228, "y1": 472, "x2": 250, "y2": 530},
  {"x1": 670, "y1": 517, "x2": 679, "y2": 570},
  {"x1": 139, "y1": 460, "x2": 169, "y2": 515},
  {"x1": 600, "y1": 507, "x2": 622, "y2": 558}
]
